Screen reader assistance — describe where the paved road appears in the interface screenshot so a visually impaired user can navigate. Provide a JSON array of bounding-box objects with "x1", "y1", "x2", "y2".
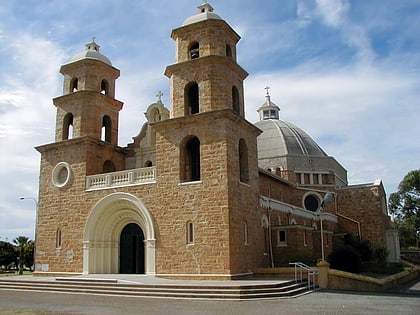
[{"x1": 0, "y1": 288, "x2": 419, "y2": 315}]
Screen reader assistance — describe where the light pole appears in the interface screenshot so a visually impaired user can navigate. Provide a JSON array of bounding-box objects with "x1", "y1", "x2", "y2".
[
  {"x1": 319, "y1": 192, "x2": 333, "y2": 262},
  {"x1": 19, "y1": 197, "x2": 38, "y2": 271}
]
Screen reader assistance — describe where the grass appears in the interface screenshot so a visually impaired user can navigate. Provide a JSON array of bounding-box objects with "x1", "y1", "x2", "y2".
[{"x1": 0, "y1": 271, "x2": 33, "y2": 277}]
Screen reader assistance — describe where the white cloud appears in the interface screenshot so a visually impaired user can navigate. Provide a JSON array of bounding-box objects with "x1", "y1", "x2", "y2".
[
  {"x1": 316, "y1": 0, "x2": 349, "y2": 27},
  {"x1": 0, "y1": 33, "x2": 65, "y2": 241}
]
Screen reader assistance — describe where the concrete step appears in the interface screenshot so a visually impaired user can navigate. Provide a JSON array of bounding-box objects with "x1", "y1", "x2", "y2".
[{"x1": 0, "y1": 278, "x2": 314, "y2": 300}]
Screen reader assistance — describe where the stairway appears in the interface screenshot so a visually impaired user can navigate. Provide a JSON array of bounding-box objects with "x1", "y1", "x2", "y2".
[{"x1": 0, "y1": 277, "x2": 313, "y2": 300}]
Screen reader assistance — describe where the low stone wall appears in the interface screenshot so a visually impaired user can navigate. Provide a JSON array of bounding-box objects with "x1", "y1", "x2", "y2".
[
  {"x1": 255, "y1": 267, "x2": 300, "y2": 280},
  {"x1": 328, "y1": 267, "x2": 420, "y2": 291}
]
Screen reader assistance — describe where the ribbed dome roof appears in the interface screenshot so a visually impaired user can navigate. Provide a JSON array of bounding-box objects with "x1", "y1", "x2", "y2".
[
  {"x1": 255, "y1": 119, "x2": 328, "y2": 158},
  {"x1": 255, "y1": 89, "x2": 327, "y2": 159},
  {"x1": 70, "y1": 39, "x2": 112, "y2": 66}
]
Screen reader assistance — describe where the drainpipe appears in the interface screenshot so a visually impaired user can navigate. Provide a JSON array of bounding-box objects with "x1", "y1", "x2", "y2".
[{"x1": 334, "y1": 193, "x2": 362, "y2": 240}]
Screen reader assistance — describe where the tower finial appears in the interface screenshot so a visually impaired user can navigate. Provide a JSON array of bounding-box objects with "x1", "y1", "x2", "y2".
[
  {"x1": 264, "y1": 86, "x2": 270, "y2": 96},
  {"x1": 156, "y1": 91, "x2": 164, "y2": 103}
]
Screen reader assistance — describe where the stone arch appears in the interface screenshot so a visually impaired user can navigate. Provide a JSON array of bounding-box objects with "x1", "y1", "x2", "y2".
[{"x1": 83, "y1": 192, "x2": 156, "y2": 275}]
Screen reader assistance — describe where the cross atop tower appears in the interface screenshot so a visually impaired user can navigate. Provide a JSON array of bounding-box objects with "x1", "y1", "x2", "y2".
[
  {"x1": 264, "y1": 86, "x2": 270, "y2": 96},
  {"x1": 156, "y1": 91, "x2": 163, "y2": 103},
  {"x1": 198, "y1": 0, "x2": 214, "y2": 13}
]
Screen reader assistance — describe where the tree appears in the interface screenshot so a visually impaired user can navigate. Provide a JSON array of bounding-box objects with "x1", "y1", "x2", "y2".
[
  {"x1": 388, "y1": 169, "x2": 420, "y2": 248},
  {"x1": 23, "y1": 240, "x2": 34, "y2": 271},
  {"x1": 13, "y1": 236, "x2": 30, "y2": 275},
  {"x1": 0, "y1": 241, "x2": 17, "y2": 270}
]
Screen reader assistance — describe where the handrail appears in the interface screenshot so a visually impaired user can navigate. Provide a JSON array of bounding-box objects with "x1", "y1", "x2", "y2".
[
  {"x1": 289, "y1": 262, "x2": 319, "y2": 290},
  {"x1": 86, "y1": 166, "x2": 156, "y2": 190}
]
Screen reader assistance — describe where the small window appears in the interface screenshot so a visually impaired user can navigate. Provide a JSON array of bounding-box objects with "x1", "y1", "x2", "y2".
[
  {"x1": 144, "y1": 161, "x2": 153, "y2": 167},
  {"x1": 263, "y1": 110, "x2": 270, "y2": 120},
  {"x1": 101, "y1": 115, "x2": 112, "y2": 143},
  {"x1": 63, "y1": 113, "x2": 74, "y2": 140},
  {"x1": 181, "y1": 136, "x2": 201, "y2": 182},
  {"x1": 187, "y1": 221, "x2": 194, "y2": 244},
  {"x1": 189, "y1": 42, "x2": 199, "y2": 59},
  {"x1": 232, "y1": 86, "x2": 240, "y2": 114},
  {"x1": 101, "y1": 80, "x2": 109, "y2": 95},
  {"x1": 226, "y1": 45, "x2": 232, "y2": 58},
  {"x1": 239, "y1": 139, "x2": 249, "y2": 183},
  {"x1": 277, "y1": 230, "x2": 287, "y2": 246},
  {"x1": 56, "y1": 228, "x2": 62, "y2": 248},
  {"x1": 185, "y1": 82, "x2": 199, "y2": 115},
  {"x1": 103, "y1": 160, "x2": 116, "y2": 173},
  {"x1": 70, "y1": 78, "x2": 78, "y2": 92}
]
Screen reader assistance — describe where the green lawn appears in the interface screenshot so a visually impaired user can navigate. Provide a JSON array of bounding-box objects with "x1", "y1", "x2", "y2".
[{"x1": 0, "y1": 271, "x2": 32, "y2": 277}]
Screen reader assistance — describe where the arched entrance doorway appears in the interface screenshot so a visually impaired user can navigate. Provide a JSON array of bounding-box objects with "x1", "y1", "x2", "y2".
[
  {"x1": 119, "y1": 223, "x2": 145, "y2": 274},
  {"x1": 83, "y1": 192, "x2": 156, "y2": 275}
]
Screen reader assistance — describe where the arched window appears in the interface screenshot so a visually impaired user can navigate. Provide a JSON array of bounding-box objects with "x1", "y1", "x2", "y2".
[
  {"x1": 144, "y1": 160, "x2": 153, "y2": 167},
  {"x1": 226, "y1": 44, "x2": 232, "y2": 58},
  {"x1": 185, "y1": 82, "x2": 199, "y2": 115},
  {"x1": 239, "y1": 139, "x2": 249, "y2": 183},
  {"x1": 70, "y1": 78, "x2": 78, "y2": 93},
  {"x1": 181, "y1": 137, "x2": 201, "y2": 182},
  {"x1": 103, "y1": 160, "x2": 116, "y2": 173},
  {"x1": 101, "y1": 115, "x2": 112, "y2": 142},
  {"x1": 189, "y1": 42, "x2": 199, "y2": 59},
  {"x1": 63, "y1": 113, "x2": 74, "y2": 140},
  {"x1": 101, "y1": 79, "x2": 109, "y2": 95},
  {"x1": 232, "y1": 86, "x2": 240, "y2": 115}
]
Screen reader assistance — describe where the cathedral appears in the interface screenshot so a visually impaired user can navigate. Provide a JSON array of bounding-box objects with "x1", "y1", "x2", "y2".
[{"x1": 34, "y1": 2, "x2": 399, "y2": 279}]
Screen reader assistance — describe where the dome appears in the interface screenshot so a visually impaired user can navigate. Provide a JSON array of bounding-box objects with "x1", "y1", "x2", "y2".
[
  {"x1": 70, "y1": 38, "x2": 112, "y2": 66},
  {"x1": 255, "y1": 119, "x2": 328, "y2": 159},
  {"x1": 182, "y1": 1, "x2": 222, "y2": 26},
  {"x1": 255, "y1": 88, "x2": 327, "y2": 159}
]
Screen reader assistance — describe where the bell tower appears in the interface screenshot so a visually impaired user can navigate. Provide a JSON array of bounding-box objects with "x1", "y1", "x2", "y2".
[
  {"x1": 154, "y1": 2, "x2": 265, "y2": 277},
  {"x1": 164, "y1": 1, "x2": 248, "y2": 118},
  {"x1": 53, "y1": 38, "x2": 123, "y2": 145}
]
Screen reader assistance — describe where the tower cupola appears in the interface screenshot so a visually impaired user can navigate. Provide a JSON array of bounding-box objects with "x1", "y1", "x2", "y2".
[
  {"x1": 257, "y1": 87, "x2": 281, "y2": 120},
  {"x1": 53, "y1": 39, "x2": 123, "y2": 145},
  {"x1": 70, "y1": 37, "x2": 112, "y2": 66},
  {"x1": 182, "y1": 1, "x2": 222, "y2": 26},
  {"x1": 165, "y1": 2, "x2": 248, "y2": 118}
]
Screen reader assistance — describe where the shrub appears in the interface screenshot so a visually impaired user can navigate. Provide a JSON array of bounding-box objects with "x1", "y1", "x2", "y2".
[
  {"x1": 328, "y1": 246, "x2": 361, "y2": 273},
  {"x1": 373, "y1": 244, "x2": 389, "y2": 264},
  {"x1": 344, "y1": 234, "x2": 373, "y2": 262}
]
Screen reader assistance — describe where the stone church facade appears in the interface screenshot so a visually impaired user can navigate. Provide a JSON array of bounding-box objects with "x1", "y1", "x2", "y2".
[{"x1": 34, "y1": 2, "x2": 399, "y2": 278}]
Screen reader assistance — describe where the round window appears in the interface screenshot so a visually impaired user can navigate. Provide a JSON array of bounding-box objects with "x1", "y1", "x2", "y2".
[
  {"x1": 52, "y1": 162, "x2": 72, "y2": 188},
  {"x1": 304, "y1": 194, "x2": 320, "y2": 212}
]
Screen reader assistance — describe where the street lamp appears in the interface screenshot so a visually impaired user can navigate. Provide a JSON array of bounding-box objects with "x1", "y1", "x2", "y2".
[
  {"x1": 19, "y1": 197, "x2": 38, "y2": 271},
  {"x1": 318, "y1": 192, "x2": 333, "y2": 262}
]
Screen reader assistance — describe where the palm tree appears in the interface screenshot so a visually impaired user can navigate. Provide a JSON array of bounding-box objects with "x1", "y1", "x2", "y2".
[{"x1": 13, "y1": 236, "x2": 29, "y2": 275}]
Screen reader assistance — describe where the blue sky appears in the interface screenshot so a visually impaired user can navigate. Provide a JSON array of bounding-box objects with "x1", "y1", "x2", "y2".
[{"x1": 0, "y1": 0, "x2": 419, "y2": 242}]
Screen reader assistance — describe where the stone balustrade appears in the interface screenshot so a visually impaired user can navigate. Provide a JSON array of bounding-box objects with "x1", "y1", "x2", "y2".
[{"x1": 86, "y1": 166, "x2": 156, "y2": 190}]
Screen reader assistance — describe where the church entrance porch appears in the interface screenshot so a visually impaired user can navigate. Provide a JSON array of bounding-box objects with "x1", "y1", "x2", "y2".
[
  {"x1": 119, "y1": 223, "x2": 145, "y2": 274},
  {"x1": 83, "y1": 192, "x2": 156, "y2": 275}
]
